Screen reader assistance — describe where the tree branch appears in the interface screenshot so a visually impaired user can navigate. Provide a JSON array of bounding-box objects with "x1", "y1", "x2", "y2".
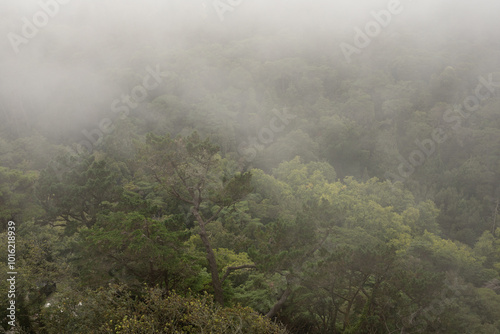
[
  {"x1": 170, "y1": 187, "x2": 194, "y2": 205},
  {"x1": 206, "y1": 206, "x2": 224, "y2": 225},
  {"x1": 221, "y1": 264, "x2": 256, "y2": 283}
]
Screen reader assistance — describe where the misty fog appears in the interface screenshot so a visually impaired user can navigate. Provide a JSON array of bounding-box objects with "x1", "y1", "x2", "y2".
[{"x1": 2, "y1": 0, "x2": 499, "y2": 142}]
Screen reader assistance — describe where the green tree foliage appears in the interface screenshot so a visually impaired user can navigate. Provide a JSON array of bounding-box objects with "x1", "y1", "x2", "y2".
[
  {"x1": 35, "y1": 155, "x2": 122, "y2": 234},
  {"x1": 78, "y1": 212, "x2": 201, "y2": 292},
  {"x1": 40, "y1": 285, "x2": 288, "y2": 334},
  {"x1": 0, "y1": 167, "x2": 41, "y2": 225},
  {"x1": 0, "y1": 221, "x2": 70, "y2": 332}
]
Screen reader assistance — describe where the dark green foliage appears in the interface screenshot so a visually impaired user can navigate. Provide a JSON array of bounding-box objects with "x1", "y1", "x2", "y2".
[
  {"x1": 78, "y1": 212, "x2": 201, "y2": 292},
  {"x1": 0, "y1": 167, "x2": 41, "y2": 226},
  {"x1": 35, "y1": 155, "x2": 122, "y2": 233}
]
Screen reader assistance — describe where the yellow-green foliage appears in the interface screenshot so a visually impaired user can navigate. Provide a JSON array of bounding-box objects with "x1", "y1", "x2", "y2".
[{"x1": 41, "y1": 285, "x2": 288, "y2": 334}]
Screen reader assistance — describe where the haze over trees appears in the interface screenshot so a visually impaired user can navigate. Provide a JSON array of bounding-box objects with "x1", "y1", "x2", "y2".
[{"x1": 1, "y1": 0, "x2": 500, "y2": 333}]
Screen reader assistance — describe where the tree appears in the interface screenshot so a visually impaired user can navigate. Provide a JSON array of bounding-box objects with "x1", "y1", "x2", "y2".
[
  {"x1": 0, "y1": 166, "x2": 41, "y2": 227},
  {"x1": 245, "y1": 158, "x2": 340, "y2": 320},
  {"x1": 138, "y1": 132, "x2": 253, "y2": 305},
  {"x1": 78, "y1": 212, "x2": 201, "y2": 292},
  {"x1": 0, "y1": 221, "x2": 70, "y2": 332},
  {"x1": 35, "y1": 155, "x2": 122, "y2": 234}
]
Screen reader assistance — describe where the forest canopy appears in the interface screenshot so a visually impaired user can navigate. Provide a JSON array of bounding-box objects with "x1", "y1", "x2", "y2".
[{"x1": 1, "y1": 0, "x2": 500, "y2": 333}]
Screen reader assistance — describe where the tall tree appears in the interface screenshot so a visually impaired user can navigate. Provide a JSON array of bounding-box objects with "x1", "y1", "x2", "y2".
[{"x1": 139, "y1": 132, "x2": 253, "y2": 305}]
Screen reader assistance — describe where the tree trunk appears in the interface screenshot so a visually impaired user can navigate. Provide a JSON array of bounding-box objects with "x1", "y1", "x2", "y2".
[
  {"x1": 198, "y1": 221, "x2": 225, "y2": 305},
  {"x1": 266, "y1": 286, "x2": 292, "y2": 318}
]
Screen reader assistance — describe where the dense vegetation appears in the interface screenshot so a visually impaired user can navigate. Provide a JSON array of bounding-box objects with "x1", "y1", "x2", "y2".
[{"x1": 1, "y1": 1, "x2": 500, "y2": 333}]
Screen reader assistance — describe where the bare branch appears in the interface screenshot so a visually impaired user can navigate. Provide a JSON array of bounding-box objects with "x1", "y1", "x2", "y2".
[
  {"x1": 206, "y1": 206, "x2": 224, "y2": 225},
  {"x1": 221, "y1": 264, "x2": 256, "y2": 283}
]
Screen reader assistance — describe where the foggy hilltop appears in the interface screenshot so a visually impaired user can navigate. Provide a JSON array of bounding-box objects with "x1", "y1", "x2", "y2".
[{"x1": 1, "y1": 1, "x2": 500, "y2": 333}]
